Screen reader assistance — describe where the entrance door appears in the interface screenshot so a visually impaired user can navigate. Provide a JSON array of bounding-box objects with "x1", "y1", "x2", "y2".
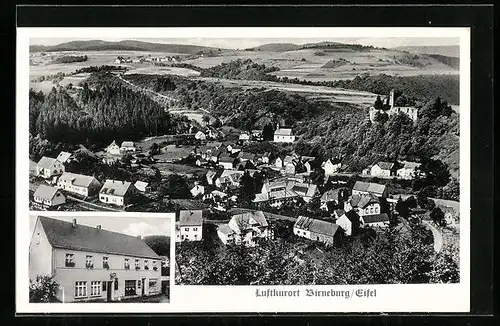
[
  {"x1": 107, "y1": 281, "x2": 112, "y2": 301},
  {"x1": 141, "y1": 278, "x2": 146, "y2": 296}
]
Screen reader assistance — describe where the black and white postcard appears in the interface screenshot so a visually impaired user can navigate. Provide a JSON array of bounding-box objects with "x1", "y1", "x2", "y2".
[{"x1": 17, "y1": 27, "x2": 470, "y2": 313}]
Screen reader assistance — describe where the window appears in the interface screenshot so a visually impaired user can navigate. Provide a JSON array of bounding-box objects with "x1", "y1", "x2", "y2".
[
  {"x1": 102, "y1": 282, "x2": 107, "y2": 291},
  {"x1": 193, "y1": 227, "x2": 198, "y2": 231},
  {"x1": 185, "y1": 227, "x2": 190, "y2": 231},
  {"x1": 75, "y1": 281, "x2": 87, "y2": 298},
  {"x1": 35, "y1": 233, "x2": 40, "y2": 245},
  {"x1": 124, "y1": 258, "x2": 130, "y2": 269},
  {"x1": 85, "y1": 255, "x2": 94, "y2": 269},
  {"x1": 90, "y1": 281, "x2": 102, "y2": 296},
  {"x1": 65, "y1": 253, "x2": 75, "y2": 267},
  {"x1": 103, "y1": 257, "x2": 109, "y2": 269},
  {"x1": 149, "y1": 279, "x2": 158, "y2": 292},
  {"x1": 194, "y1": 234, "x2": 198, "y2": 239},
  {"x1": 152, "y1": 261, "x2": 158, "y2": 271},
  {"x1": 124, "y1": 280, "x2": 136, "y2": 296},
  {"x1": 144, "y1": 260, "x2": 149, "y2": 270},
  {"x1": 135, "y1": 259, "x2": 140, "y2": 270}
]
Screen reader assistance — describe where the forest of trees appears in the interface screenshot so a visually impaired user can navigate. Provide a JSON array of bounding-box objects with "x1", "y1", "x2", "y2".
[
  {"x1": 29, "y1": 72, "x2": 192, "y2": 158},
  {"x1": 176, "y1": 222, "x2": 459, "y2": 285},
  {"x1": 52, "y1": 55, "x2": 88, "y2": 64},
  {"x1": 199, "y1": 59, "x2": 280, "y2": 81}
]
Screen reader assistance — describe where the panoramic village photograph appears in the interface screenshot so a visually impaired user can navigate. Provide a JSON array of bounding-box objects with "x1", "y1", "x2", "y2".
[
  {"x1": 28, "y1": 214, "x2": 171, "y2": 303},
  {"x1": 28, "y1": 36, "x2": 460, "y2": 286}
]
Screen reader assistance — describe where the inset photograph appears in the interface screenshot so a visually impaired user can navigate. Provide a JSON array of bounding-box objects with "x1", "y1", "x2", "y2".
[{"x1": 28, "y1": 213, "x2": 171, "y2": 303}]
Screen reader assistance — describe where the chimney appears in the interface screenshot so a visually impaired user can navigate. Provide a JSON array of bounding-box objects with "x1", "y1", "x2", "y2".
[
  {"x1": 72, "y1": 219, "x2": 77, "y2": 228},
  {"x1": 96, "y1": 225, "x2": 101, "y2": 229}
]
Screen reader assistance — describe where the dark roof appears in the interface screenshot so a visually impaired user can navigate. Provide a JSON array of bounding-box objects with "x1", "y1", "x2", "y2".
[
  {"x1": 294, "y1": 216, "x2": 340, "y2": 237},
  {"x1": 37, "y1": 216, "x2": 160, "y2": 259},
  {"x1": 37, "y1": 156, "x2": 59, "y2": 169},
  {"x1": 59, "y1": 172, "x2": 100, "y2": 188},
  {"x1": 320, "y1": 188, "x2": 342, "y2": 202},
  {"x1": 179, "y1": 210, "x2": 203, "y2": 226},
  {"x1": 100, "y1": 179, "x2": 132, "y2": 196},
  {"x1": 353, "y1": 181, "x2": 386, "y2": 195},
  {"x1": 362, "y1": 213, "x2": 390, "y2": 224},
  {"x1": 34, "y1": 185, "x2": 63, "y2": 200},
  {"x1": 375, "y1": 162, "x2": 396, "y2": 170},
  {"x1": 350, "y1": 194, "x2": 379, "y2": 209}
]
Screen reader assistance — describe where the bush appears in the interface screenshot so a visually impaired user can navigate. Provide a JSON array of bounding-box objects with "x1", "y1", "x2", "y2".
[{"x1": 29, "y1": 275, "x2": 60, "y2": 303}]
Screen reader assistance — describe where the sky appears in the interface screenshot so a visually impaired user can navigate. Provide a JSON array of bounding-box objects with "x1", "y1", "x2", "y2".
[
  {"x1": 30, "y1": 37, "x2": 460, "y2": 49},
  {"x1": 28, "y1": 214, "x2": 172, "y2": 241}
]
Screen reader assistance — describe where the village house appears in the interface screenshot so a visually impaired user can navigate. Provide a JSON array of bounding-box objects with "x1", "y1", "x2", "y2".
[
  {"x1": 56, "y1": 172, "x2": 102, "y2": 197},
  {"x1": 175, "y1": 210, "x2": 203, "y2": 242},
  {"x1": 274, "y1": 156, "x2": 284, "y2": 169},
  {"x1": 440, "y1": 206, "x2": 458, "y2": 225},
  {"x1": 352, "y1": 181, "x2": 388, "y2": 198},
  {"x1": 190, "y1": 184, "x2": 205, "y2": 198},
  {"x1": 360, "y1": 213, "x2": 390, "y2": 228},
  {"x1": 217, "y1": 211, "x2": 272, "y2": 247},
  {"x1": 273, "y1": 124, "x2": 296, "y2": 143},
  {"x1": 36, "y1": 156, "x2": 65, "y2": 179},
  {"x1": 134, "y1": 181, "x2": 150, "y2": 193},
  {"x1": 120, "y1": 141, "x2": 137, "y2": 153},
  {"x1": 322, "y1": 159, "x2": 342, "y2": 176},
  {"x1": 236, "y1": 161, "x2": 257, "y2": 171},
  {"x1": 344, "y1": 194, "x2": 381, "y2": 217},
  {"x1": 105, "y1": 141, "x2": 121, "y2": 155},
  {"x1": 335, "y1": 210, "x2": 361, "y2": 236},
  {"x1": 29, "y1": 216, "x2": 162, "y2": 302},
  {"x1": 218, "y1": 155, "x2": 236, "y2": 170},
  {"x1": 210, "y1": 149, "x2": 223, "y2": 163},
  {"x1": 195, "y1": 131, "x2": 207, "y2": 141},
  {"x1": 237, "y1": 151, "x2": 256, "y2": 164},
  {"x1": 203, "y1": 190, "x2": 229, "y2": 211},
  {"x1": 56, "y1": 151, "x2": 73, "y2": 164},
  {"x1": 293, "y1": 216, "x2": 343, "y2": 247},
  {"x1": 369, "y1": 89, "x2": 419, "y2": 123},
  {"x1": 370, "y1": 162, "x2": 398, "y2": 178},
  {"x1": 396, "y1": 161, "x2": 422, "y2": 180},
  {"x1": 256, "y1": 152, "x2": 271, "y2": 164},
  {"x1": 205, "y1": 170, "x2": 222, "y2": 186},
  {"x1": 239, "y1": 132, "x2": 251, "y2": 142},
  {"x1": 215, "y1": 170, "x2": 245, "y2": 189},
  {"x1": 33, "y1": 185, "x2": 66, "y2": 208},
  {"x1": 255, "y1": 178, "x2": 318, "y2": 205},
  {"x1": 320, "y1": 188, "x2": 348, "y2": 211},
  {"x1": 99, "y1": 180, "x2": 133, "y2": 207}
]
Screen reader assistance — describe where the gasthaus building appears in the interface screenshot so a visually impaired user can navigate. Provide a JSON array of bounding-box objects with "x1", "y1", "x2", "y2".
[{"x1": 29, "y1": 216, "x2": 162, "y2": 302}]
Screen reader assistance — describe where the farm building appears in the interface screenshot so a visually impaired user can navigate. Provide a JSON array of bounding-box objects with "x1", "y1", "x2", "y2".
[
  {"x1": 175, "y1": 210, "x2": 203, "y2": 242},
  {"x1": 33, "y1": 184, "x2": 66, "y2": 207},
  {"x1": 56, "y1": 172, "x2": 102, "y2": 197},
  {"x1": 36, "y1": 156, "x2": 65, "y2": 179},
  {"x1": 99, "y1": 180, "x2": 133, "y2": 207},
  {"x1": 293, "y1": 216, "x2": 343, "y2": 246}
]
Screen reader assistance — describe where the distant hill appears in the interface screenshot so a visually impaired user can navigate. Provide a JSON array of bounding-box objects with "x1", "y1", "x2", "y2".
[
  {"x1": 29, "y1": 39, "x2": 228, "y2": 54},
  {"x1": 393, "y1": 45, "x2": 460, "y2": 57},
  {"x1": 427, "y1": 54, "x2": 460, "y2": 70},
  {"x1": 246, "y1": 43, "x2": 302, "y2": 52}
]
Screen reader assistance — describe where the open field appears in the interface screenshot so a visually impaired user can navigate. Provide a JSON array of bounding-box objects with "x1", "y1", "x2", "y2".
[
  {"x1": 29, "y1": 50, "x2": 189, "y2": 78},
  {"x1": 58, "y1": 73, "x2": 92, "y2": 87},
  {"x1": 124, "y1": 66, "x2": 200, "y2": 77},
  {"x1": 195, "y1": 77, "x2": 379, "y2": 106},
  {"x1": 184, "y1": 48, "x2": 459, "y2": 81},
  {"x1": 29, "y1": 80, "x2": 58, "y2": 93},
  {"x1": 151, "y1": 162, "x2": 207, "y2": 177}
]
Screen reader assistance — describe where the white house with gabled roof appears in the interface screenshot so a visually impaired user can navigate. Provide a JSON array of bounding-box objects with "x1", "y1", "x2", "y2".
[
  {"x1": 273, "y1": 124, "x2": 295, "y2": 143},
  {"x1": 29, "y1": 216, "x2": 162, "y2": 302}
]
